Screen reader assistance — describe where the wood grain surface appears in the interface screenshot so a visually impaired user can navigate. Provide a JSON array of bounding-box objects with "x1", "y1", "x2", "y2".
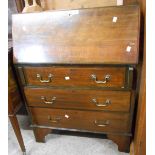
[
  {"x1": 23, "y1": 66, "x2": 126, "y2": 88},
  {"x1": 30, "y1": 107, "x2": 130, "y2": 133},
  {"x1": 12, "y1": 5, "x2": 140, "y2": 64},
  {"x1": 25, "y1": 87, "x2": 131, "y2": 112}
]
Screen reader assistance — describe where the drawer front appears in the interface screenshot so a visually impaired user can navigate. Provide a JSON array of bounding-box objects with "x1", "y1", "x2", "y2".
[
  {"x1": 30, "y1": 107, "x2": 130, "y2": 133},
  {"x1": 25, "y1": 88, "x2": 131, "y2": 112},
  {"x1": 23, "y1": 67, "x2": 126, "y2": 88}
]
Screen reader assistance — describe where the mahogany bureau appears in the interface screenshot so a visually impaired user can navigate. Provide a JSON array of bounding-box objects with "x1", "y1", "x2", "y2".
[{"x1": 12, "y1": 5, "x2": 140, "y2": 152}]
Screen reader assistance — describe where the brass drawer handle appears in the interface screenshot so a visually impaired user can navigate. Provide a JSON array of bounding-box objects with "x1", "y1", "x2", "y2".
[
  {"x1": 94, "y1": 120, "x2": 110, "y2": 127},
  {"x1": 91, "y1": 74, "x2": 110, "y2": 84},
  {"x1": 36, "y1": 74, "x2": 53, "y2": 83},
  {"x1": 92, "y1": 99, "x2": 111, "y2": 107},
  {"x1": 48, "y1": 116, "x2": 61, "y2": 123},
  {"x1": 41, "y1": 96, "x2": 56, "y2": 104}
]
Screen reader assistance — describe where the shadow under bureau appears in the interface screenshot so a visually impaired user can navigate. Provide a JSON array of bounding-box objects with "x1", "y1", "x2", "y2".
[{"x1": 12, "y1": 5, "x2": 140, "y2": 152}]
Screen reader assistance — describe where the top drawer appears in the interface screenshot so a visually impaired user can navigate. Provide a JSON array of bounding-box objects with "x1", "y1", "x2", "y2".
[
  {"x1": 20, "y1": 66, "x2": 130, "y2": 88},
  {"x1": 12, "y1": 5, "x2": 140, "y2": 64}
]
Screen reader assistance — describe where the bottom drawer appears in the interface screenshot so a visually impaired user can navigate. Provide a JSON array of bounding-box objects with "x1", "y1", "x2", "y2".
[{"x1": 30, "y1": 107, "x2": 130, "y2": 134}]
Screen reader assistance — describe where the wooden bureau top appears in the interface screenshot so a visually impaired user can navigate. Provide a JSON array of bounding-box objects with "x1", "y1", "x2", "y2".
[{"x1": 12, "y1": 5, "x2": 140, "y2": 64}]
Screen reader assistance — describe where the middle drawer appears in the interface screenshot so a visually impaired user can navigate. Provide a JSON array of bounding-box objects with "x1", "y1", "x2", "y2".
[{"x1": 24, "y1": 88, "x2": 131, "y2": 112}]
